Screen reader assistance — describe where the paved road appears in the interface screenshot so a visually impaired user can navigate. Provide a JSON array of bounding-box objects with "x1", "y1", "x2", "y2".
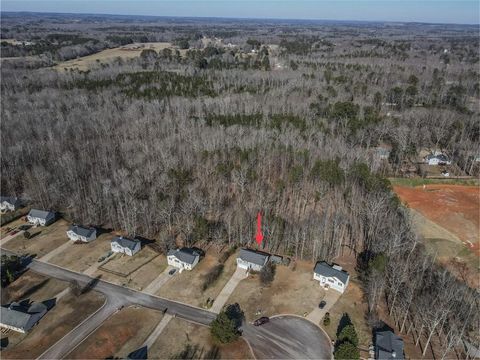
[
  {"x1": 242, "y1": 315, "x2": 333, "y2": 359},
  {"x1": 29, "y1": 260, "x2": 217, "y2": 326},
  {"x1": 210, "y1": 267, "x2": 248, "y2": 313}
]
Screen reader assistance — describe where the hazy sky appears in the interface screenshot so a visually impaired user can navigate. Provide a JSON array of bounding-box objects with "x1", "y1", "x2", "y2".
[{"x1": 1, "y1": 1, "x2": 479, "y2": 24}]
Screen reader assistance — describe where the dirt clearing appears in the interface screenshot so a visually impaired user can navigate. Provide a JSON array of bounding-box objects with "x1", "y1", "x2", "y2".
[{"x1": 393, "y1": 184, "x2": 479, "y2": 287}]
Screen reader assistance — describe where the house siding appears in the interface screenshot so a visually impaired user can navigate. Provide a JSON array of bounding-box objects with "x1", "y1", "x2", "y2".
[
  {"x1": 236, "y1": 258, "x2": 263, "y2": 272},
  {"x1": 313, "y1": 272, "x2": 348, "y2": 293}
]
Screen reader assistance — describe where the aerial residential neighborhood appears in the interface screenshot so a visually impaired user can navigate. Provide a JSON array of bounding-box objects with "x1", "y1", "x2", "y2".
[{"x1": 0, "y1": 1, "x2": 479, "y2": 360}]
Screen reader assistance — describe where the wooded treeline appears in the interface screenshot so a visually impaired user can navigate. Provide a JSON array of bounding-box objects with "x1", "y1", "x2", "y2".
[{"x1": 1, "y1": 16, "x2": 479, "y2": 357}]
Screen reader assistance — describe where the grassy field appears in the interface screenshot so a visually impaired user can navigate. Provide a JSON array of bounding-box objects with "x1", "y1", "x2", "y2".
[
  {"x1": 1, "y1": 271, "x2": 105, "y2": 358},
  {"x1": 55, "y1": 42, "x2": 185, "y2": 71},
  {"x1": 156, "y1": 248, "x2": 238, "y2": 308},
  {"x1": 3, "y1": 219, "x2": 70, "y2": 258},
  {"x1": 48, "y1": 232, "x2": 114, "y2": 272},
  {"x1": 100, "y1": 246, "x2": 159, "y2": 276},
  {"x1": 228, "y1": 259, "x2": 323, "y2": 321},
  {"x1": 148, "y1": 317, "x2": 252, "y2": 359},
  {"x1": 94, "y1": 252, "x2": 167, "y2": 291},
  {"x1": 68, "y1": 306, "x2": 163, "y2": 359}
]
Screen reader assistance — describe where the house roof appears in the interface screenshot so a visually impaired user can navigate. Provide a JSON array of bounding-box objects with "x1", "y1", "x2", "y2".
[
  {"x1": 0, "y1": 196, "x2": 20, "y2": 205},
  {"x1": 167, "y1": 248, "x2": 200, "y2": 265},
  {"x1": 238, "y1": 248, "x2": 270, "y2": 266},
  {"x1": 111, "y1": 236, "x2": 140, "y2": 250},
  {"x1": 68, "y1": 225, "x2": 96, "y2": 238},
  {"x1": 314, "y1": 261, "x2": 350, "y2": 284},
  {"x1": 426, "y1": 153, "x2": 449, "y2": 161},
  {"x1": 0, "y1": 301, "x2": 47, "y2": 331},
  {"x1": 375, "y1": 330, "x2": 404, "y2": 360},
  {"x1": 28, "y1": 209, "x2": 54, "y2": 220}
]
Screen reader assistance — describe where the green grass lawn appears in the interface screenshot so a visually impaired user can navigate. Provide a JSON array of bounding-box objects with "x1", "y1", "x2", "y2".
[{"x1": 389, "y1": 177, "x2": 479, "y2": 187}]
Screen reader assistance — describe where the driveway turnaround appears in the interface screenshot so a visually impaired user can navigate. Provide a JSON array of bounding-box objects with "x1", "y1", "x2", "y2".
[
  {"x1": 143, "y1": 265, "x2": 175, "y2": 294},
  {"x1": 242, "y1": 315, "x2": 332, "y2": 359},
  {"x1": 39, "y1": 240, "x2": 73, "y2": 262},
  {"x1": 210, "y1": 267, "x2": 248, "y2": 313},
  {"x1": 306, "y1": 290, "x2": 341, "y2": 324}
]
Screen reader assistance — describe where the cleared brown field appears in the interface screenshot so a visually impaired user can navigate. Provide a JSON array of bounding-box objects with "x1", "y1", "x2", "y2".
[
  {"x1": 394, "y1": 184, "x2": 480, "y2": 287},
  {"x1": 148, "y1": 317, "x2": 252, "y2": 359},
  {"x1": 55, "y1": 42, "x2": 185, "y2": 71}
]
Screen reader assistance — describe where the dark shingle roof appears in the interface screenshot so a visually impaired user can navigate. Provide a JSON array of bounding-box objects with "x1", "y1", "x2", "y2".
[
  {"x1": 28, "y1": 209, "x2": 54, "y2": 220},
  {"x1": 112, "y1": 236, "x2": 140, "y2": 250},
  {"x1": 375, "y1": 331, "x2": 404, "y2": 360},
  {"x1": 313, "y1": 261, "x2": 349, "y2": 284},
  {"x1": 238, "y1": 248, "x2": 269, "y2": 266},
  {"x1": 0, "y1": 301, "x2": 47, "y2": 331},
  {"x1": 167, "y1": 248, "x2": 200, "y2": 265},
  {"x1": 68, "y1": 225, "x2": 96, "y2": 238}
]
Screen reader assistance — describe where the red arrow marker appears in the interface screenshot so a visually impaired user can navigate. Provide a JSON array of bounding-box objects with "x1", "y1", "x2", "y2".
[{"x1": 255, "y1": 212, "x2": 264, "y2": 245}]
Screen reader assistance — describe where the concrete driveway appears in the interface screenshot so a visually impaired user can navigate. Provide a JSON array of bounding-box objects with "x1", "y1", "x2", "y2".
[
  {"x1": 0, "y1": 230, "x2": 24, "y2": 246},
  {"x1": 210, "y1": 267, "x2": 248, "y2": 313},
  {"x1": 143, "y1": 265, "x2": 176, "y2": 294},
  {"x1": 39, "y1": 240, "x2": 73, "y2": 262},
  {"x1": 306, "y1": 289, "x2": 341, "y2": 324},
  {"x1": 242, "y1": 315, "x2": 332, "y2": 359}
]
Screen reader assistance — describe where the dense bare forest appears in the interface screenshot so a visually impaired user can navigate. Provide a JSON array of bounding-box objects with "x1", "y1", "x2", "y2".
[{"x1": 1, "y1": 13, "x2": 479, "y2": 357}]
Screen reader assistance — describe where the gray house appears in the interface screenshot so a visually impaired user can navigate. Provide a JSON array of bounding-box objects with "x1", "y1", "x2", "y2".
[
  {"x1": 27, "y1": 209, "x2": 56, "y2": 226},
  {"x1": 167, "y1": 248, "x2": 200, "y2": 271},
  {"x1": 111, "y1": 236, "x2": 141, "y2": 256},
  {"x1": 375, "y1": 330, "x2": 404, "y2": 360},
  {"x1": 67, "y1": 225, "x2": 97, "y2": 242},
  {"x1": 0, "y1": 301, "x2": 48, "y2": 333},
  {"x1": 236, "y1": 248, "x2": 270, "y2": 271},
  {"x1": 0, "y1": 196, "x2": 21, "y2": 212},
  {"x1": 313, "y1": 261, "x2": 350, "y2": 293}
]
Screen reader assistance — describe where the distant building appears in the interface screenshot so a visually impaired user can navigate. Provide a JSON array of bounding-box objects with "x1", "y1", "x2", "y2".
[
  {"x1": 313, "y1": 261, "x2": 350, "y2": 293},
  {"x1": 236, "y1": 248, "x2": 269, "y2": 271},
  {"x1": 0, "y1": 300, "x2": 48, "y2": 333},
  {"x1": 374, "y1": 146, "x2": 391, "y2": 160},
  {"x1": 424, "y1": 153, "x2": 451, "y2": 165},
  {"x1": 167, "y1": 248, "x2": 201, "y2": 271},
  {"x1": 27, "y1": 209, "x2": 56, "y2": 226},
  {"x1": 375, "y1": 330, "x2": 404, "y2": 360},
  {"x1": 67, "y1": 225, "x2": 97, "y2": 243},
  {"x1": 111, "y1": 236, "x2": 141, "y2": 256},
  {"x1": 0, "y1": 197, "x2": 21, "y2": 212}
]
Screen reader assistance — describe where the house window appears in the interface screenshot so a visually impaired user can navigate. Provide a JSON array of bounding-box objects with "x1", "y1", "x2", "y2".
[{"x1": 328, "y1": 278, "x2": 334, "y2": 283}]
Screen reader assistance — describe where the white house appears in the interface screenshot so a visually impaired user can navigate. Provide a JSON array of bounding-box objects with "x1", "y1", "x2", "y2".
[
  {"x1": 27, "y1": 209, "x2": 56, "y2": 226},
  {"x1": 313, "y1": 261, "x2": 350, "y2": 293},
  {"x1": 0, "y1": 301, "x2": 47, "y2": 333},
  {"x1": 67, "y1": 225, "x2": 97, "y2": 242},
  {"x1": 0, "y1": 197, "x2": 21, "y2": 212},
  {"x1": 167, "y1": 248, "x2": 201, "y2": 271},
  {"x1": 236, "y1": 248, "x2": 270, "y2": 272},
  {"x1": 424, "y1": 153, "x2": 451, "y2": 165},
  {"x1": 110, "y1": 236, "x2": 141, "y2": 256}
]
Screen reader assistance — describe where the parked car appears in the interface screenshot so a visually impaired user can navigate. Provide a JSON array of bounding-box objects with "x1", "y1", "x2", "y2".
[
  {"x1": 253, "y1": 317, "x2": 269, "y2": 326},
  {"x1": 319, "y1": 300, "x2": 327, "y2": 309},
  {"x1": 169, "y1": 268, "x2": 177, "y2": 275}
]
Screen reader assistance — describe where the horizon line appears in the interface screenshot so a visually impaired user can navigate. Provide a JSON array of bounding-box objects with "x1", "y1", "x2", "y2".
[{"x1": 1, "y1": 10, "x2": 478, "y2": 27}]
